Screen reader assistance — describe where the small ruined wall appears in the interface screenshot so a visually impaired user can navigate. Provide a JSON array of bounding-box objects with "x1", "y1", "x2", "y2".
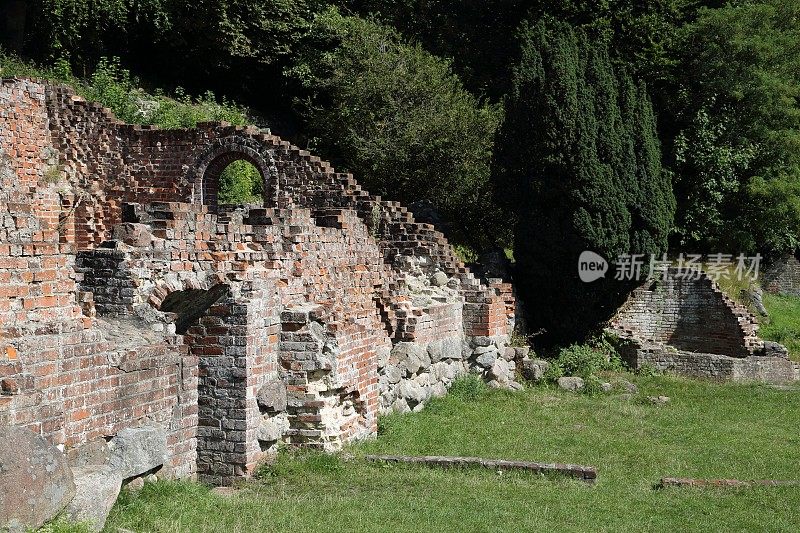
[
  {"x1": 610, "y1": 270, "x2": 761, "y2": 357},
  {"x1": 610, "y1": 269, "x2": 797, "y2": 384},
  {"x1": 0, "y1": 78, "x2": 515, "y2": 487},
  {"x1": 763, "y1": 254, "x2": 800, "y2": 297}
]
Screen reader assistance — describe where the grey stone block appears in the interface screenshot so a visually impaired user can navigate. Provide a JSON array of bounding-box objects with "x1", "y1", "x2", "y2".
[
  {"x1": 0, "y1": 427, "x2": 75, "y2": 532},
  {"x1": 108, "y1": 426, "x2": 167, "y2": 479},
  {"x1": 66, "y1": 465, "x2": 123, "y2": 532}
]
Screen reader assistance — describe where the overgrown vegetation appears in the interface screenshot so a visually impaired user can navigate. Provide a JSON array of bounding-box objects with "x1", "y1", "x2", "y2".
[
  {"x1": 0, "y1": 52, "x2": 261, "y2": 204},
  {"x1": 287, "y1": 8, "x2": 503, "y2": 248},
  {"x1": 760, "y1": 294, "x2": 800, "y2": 362},
  {"x1": 104, "y1": 376, "x2": 800, "y2": 531},
  {"x1": 3, "y1": 0, "x2": 800, "y2": 339}
]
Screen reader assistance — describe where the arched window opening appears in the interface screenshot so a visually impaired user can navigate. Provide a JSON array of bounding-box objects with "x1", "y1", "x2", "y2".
[{"x1": 218, "y1": 159, "x2": 263, "y2": 205}]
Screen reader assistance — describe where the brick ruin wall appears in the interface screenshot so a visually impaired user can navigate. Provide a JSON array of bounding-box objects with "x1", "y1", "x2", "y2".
[
  {"x1": 0, "y1": 79, "x2": 516, "y2": 485},
  {"x1": 763, "y1": 254, "x2": 800, "y2": 297},
  {"x1": 609, "y1": 269, "x2": 796, "y2": 383}
]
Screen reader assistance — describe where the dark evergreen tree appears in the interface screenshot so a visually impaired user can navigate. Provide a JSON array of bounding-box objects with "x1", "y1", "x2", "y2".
[{"x1": 496, "y1": 19, "x2": 675, "y2": 343}]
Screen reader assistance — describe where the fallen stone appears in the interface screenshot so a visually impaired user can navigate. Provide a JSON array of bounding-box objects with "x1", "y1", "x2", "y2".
[
  {"x1": 430, "y1": 271, "x2": 449, "y2": 287},
  {"x1": 384, "y1": 365, "x2": 402, "y2": 384},
  {"x1": 490, "y1": 357, "x2": 510, "y2": 382},
  {"x1": 364, "y1": 454, "x2": 597, "y2": 483},
  {"x1": 648, "y1": 395, "x2": 671, "y2": 406},
  {"x1": 399, "y1": 380, "x2": 426, "y2": 403},
  {"x1": 601, "y1": 382, "x2": 613, "y2": 393},
  {"x1": 558, "y1": 376, "x2": 585, "y2": 392},
  {"x1": 474, "y1": 350, "x2": 497, "y2": 369},
  {"x1": 66, "y1": 465, "x2": 123, "y2": 532},
  {"x1": 660, "y1": 477, "x2": 800, "y2": 488},
  {"x1": 473, "y1": 345, "x2": 497, "y2": 356},
  {"x1": 0, "y1": 426, "x2": 75, "y2": 532},
  {"x1": 472, "y1": 336, "x2": 492, "y2": 347},
  {"x1": 762, "y1": 341, "x2": 789, "y2": 359},
  {"x1": 391, "y1": 398, "x2": 411, "y2": 413},
  {"x1": 614, "y1": 379, "x2": 639, "y2": 394},
  {"x1": 108, "y1": 426, "x2": 167, "y2": 479},
  {"x1": 508, "y1": 381, "x2": 524, "y2": 391},
  {"x1": 257, "y1": 379, "x2": 288, "y2": 412},
  {"x1": 67, "y1": 438, "x2": 111, "y2": 469},
  {"x1": 124, "y1": 477, "x2": 145, "y2": 491},
  {"x1": 392, "y1": 343, "x2": 424, "y2": 375},
  {"x1": 256, "y1": 417, "x2": 287, "y2": 442},
  {"x1": 521, "y1": 358, "x2": 550, "y2": 382}
]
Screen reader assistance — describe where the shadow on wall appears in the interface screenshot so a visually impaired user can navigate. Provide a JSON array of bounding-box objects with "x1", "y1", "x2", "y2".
[{"x1": 160, "y1": 285, "x2": 230, "y2": 334}]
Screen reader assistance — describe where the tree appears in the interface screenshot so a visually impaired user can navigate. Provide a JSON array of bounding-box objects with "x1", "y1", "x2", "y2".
[
  {"x1": 495, "y1": 19, "x2": 674, "y2": 343},
  {"x1": 287, "y1": 8, "x2": 503, "y2": 248},
  {"x1": 669, "y1": 0, "x2": 800, "y2": 256}
]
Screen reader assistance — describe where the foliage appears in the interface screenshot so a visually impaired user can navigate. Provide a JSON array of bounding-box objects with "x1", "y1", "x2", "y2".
[
  {"x1": 552, "y1": 337, "x2": 624, "y2": 380},
  {"x1": 157, "y1": 0, "x2": 317, "y2": 79},
  {"x1": 0, "y1": 52, "x2": 257, "y2": 203},
  {"x1": 218, "y1": 160, "x2": 264, "y2": 205},
  {"x1": 0, "y1": 53, "x2": 249, "y2": 128},
  {"x1": 340, "y1": 1, "x2": 693, "y2": 101},
  {"x1": 760, "y1": 294, "x2": 800, "y2": 362},
  {"x1": 21, "y1": 0, "x2": 169, "y2": 66},
  {"x1": 497, "y1": 19, "x2": 675, "y2": 342},
  {"x1": 447, "y1": 375, "x2": 489, "y2": 402},
  {"x1": 287, "y1": 8, "x2": 504, "y2": 248},
  {"x1": 36, "y1": 515, "x2": 91, "y2": 533},
  {"x1": 669, "y1": 0, "x2": 800, "y2": 255}
]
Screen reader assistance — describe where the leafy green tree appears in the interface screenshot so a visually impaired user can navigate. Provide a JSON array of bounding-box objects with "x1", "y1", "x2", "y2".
[
  {"x1": 339, "y1": 0, "x2": 695, "y2": 100},
  {"x1": 496, "y1": 19, "x2": 674, "y2": 342},
  {"x1": 287, "y1": 8, "x2": 503, "y2": 247},
  {"x1": 669, "y1": 0, "x2": 800, "y2": 255},
  {"x1": 21, "y1": 0, "x2": 169, "y2": 66},
  {"x1": 219, "y1": 160, "x2": 264, "y2": 204}
]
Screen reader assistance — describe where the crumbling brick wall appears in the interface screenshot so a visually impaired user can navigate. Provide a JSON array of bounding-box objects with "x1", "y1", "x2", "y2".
[
  {"x1": 611, "y1": 271, "x2": 761, "y2": 357},
  {"x1": 609, "y1": 269, "x2": 795, "y2": 384},
  {"x1": 763, "y1": 254, "x2": 800, "y2": 297},
  {"x1": 0, "y1": 78, "x2": 515, "y2": 485}
]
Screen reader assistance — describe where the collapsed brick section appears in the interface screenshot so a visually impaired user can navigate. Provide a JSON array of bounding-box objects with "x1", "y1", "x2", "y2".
[
  {"x1": 609, "y1": 269, "x2": 795, "y2": 384},
  {"x1": 0, "y1": 78, "x2": 515, "y2": 485}
]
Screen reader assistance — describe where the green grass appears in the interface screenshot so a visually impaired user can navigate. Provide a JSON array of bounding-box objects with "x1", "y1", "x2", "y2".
[
  {"x1": 761, "y1": 294, "x2": 800, "y2": 361},
  {"x1": 104, "y1": 376, "x2": 800, "y2": 532}
]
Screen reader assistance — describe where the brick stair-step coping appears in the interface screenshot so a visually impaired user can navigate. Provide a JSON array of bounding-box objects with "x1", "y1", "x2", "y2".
[{"x1": 363, "y1": 454, "x2": 597, "y2": 483}]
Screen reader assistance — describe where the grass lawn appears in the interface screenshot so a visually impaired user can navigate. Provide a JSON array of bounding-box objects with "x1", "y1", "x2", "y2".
[
  {"x1": 761, "y1": 293, "x2": 800, "y2": 361},
  {"x1": 104, "y1": 376, "x2": 800, "y2": 532}
]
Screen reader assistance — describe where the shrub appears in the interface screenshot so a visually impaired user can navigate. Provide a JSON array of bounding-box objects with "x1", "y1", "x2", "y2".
[
  {"x1": 0, "y1": 52, "x2": 257, "y2": 202},
  {"x1": 551, "y1": 335, "x2": 625, "y2": 380},
  {"x1": 287, "y1": 8, "x2": 504, "y2": 248},
  {"x1": 448, "y1": 375, "x2": 488, "y2": 402}
]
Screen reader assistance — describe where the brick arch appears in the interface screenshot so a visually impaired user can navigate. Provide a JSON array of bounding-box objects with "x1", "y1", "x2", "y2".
[{"x1": 191, "y1": 137, "x2": 278, "y2": 208}]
